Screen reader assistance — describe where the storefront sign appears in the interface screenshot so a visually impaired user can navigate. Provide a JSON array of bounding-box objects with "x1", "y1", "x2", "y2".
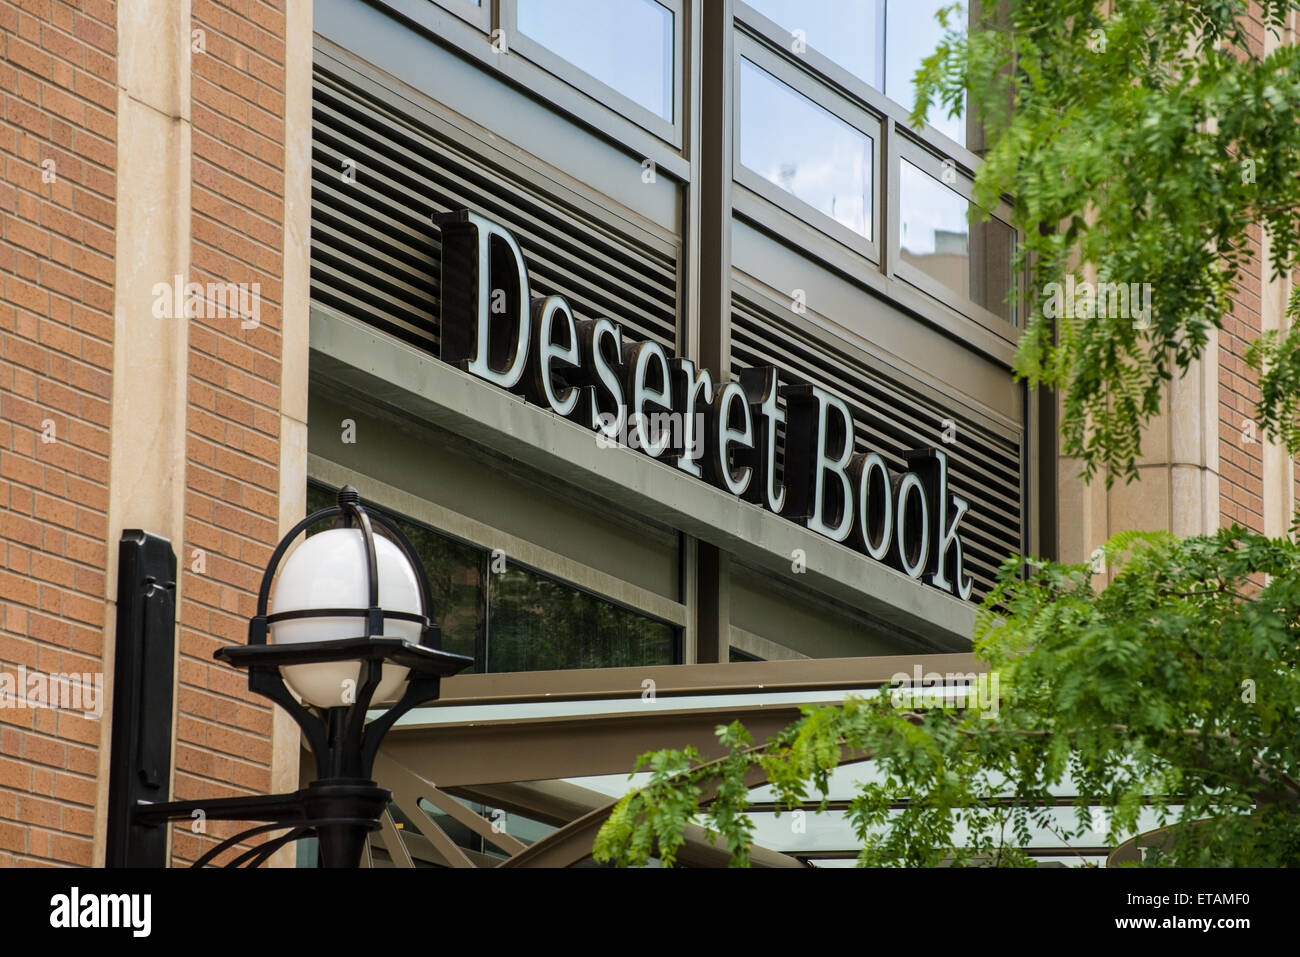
[{"x1": 435, "y1": 209, "x2": 974, "y2": 600}]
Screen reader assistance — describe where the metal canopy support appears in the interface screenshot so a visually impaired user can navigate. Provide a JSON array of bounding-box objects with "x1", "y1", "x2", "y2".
[{"x1": 377, "y1": 653, "x2": 983, "y2": 789}]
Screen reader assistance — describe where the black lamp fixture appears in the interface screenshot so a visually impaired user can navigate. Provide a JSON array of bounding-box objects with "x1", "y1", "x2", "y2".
[{"x1": 106, "y1": 486, "x2": 472, "y2": 868}]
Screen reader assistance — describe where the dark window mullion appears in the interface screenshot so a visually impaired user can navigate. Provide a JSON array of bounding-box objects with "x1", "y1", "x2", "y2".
[{"x1": 480, "y1": 550, "x2": 492, "y2": 673}]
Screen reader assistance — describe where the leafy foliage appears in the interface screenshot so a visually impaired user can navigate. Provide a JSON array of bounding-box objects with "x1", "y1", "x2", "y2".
[
  {"x1": 1247, "y1": 286, "x2": 1300, "y2": 456},
  {"x1": 913, "y1": 1, "x2": 1300, "y2": 484},
  {"x1": 592, "y1": 529, "x2": 1300, "y2": 867}
]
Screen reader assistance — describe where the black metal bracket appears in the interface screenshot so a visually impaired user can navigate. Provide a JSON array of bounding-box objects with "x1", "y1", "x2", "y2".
[
  {"x1": 131, "y1": 636, "x2": 466, "y2": 868},
  {"x1": 105, "y1": 530, "x2": 178, "y2": 868},
  {"x1": 105, "y1": 488, "x2": 473, "y2": 868},
  {"x1": 215, "y1": 636, "x2": 471, "y2": 781},
  {"x1": 132, "y1": 779, "x2": 392, "y2": 868}
]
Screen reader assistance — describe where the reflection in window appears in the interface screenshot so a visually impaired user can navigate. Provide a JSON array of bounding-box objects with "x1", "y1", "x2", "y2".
[
  {"x1": 885, "y1": 0, "x2": 968, "y2": 146},
  {"x1": 306, "y1": 484, "x2": 487, "y2": 671},
  {"x1": 740, "y1": 59, "x2": 873, "y2": 241},
  {"x1": 517, "y1": 0, "x2": 674, "y2": 121},
  {"x1": 741, "y1": 1, "x2": 967, "y2": 146},
  {"x1": 488, "y1": 565, "x2": 675, "y2": 673},
  {"x1": 898, "y1": 160, "x2": 1015, "y2": 322},
  {"x1": 305, "y1": 483, "x2": 676, "y2": 675},
  {"x1": 745, "y1": 0, "x2": 884, "y2": 89}
]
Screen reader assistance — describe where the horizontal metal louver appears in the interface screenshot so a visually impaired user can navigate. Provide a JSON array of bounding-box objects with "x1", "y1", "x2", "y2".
[
  {"x1": 310, "y1": 63, "x2": 680, "y2": 356},
  {"x1": 731, "y1": 295, "x2": 1024, "y2": 601}
]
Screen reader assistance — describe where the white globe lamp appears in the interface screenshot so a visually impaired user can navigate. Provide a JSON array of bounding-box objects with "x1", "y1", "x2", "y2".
[{"x1": 267, "y1": 510, "x2": 423, "y2": 708}]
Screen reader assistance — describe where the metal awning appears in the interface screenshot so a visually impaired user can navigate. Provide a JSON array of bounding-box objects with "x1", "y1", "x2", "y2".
[{"x1": 326, "y1": 655, "x2": 1147, "y2": 867}]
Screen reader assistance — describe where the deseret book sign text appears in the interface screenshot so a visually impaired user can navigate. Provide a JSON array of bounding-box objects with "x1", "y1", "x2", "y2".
[{"x1": 434, "y1": 209, "x2": 975, "y2": 601}]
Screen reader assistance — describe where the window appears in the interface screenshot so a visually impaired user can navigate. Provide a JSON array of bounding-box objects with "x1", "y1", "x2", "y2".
[
  {"x1": 733, "y1": 10, "x2": 1016, "y2": 328},
  {"x1": 739, "y1": 58, "x2": 874, "y2": 242},
  {"x1": 510, "y1": 0, "x2": 679, "y2": 136},
  {"x1": 305, "y1": 484, "x2": 486, "y2": 667},
  {"x1": 488, "y1": 566, "x2": 676, "y2": 673},
  {"x1": 742, "y1": 0, "x2": 969, "y2": 147},
  {"x1": 744, "y1": 0, "x2": 884, "y2": 89},
  {"x1": 885, "y1": 0, "x2": 967, "y2": 147},
  {"x1": 898, "y1": 159, "x2": 1015, "y2": 323},
  {"x1": 306, "y1": 484, "x2": 676, "y2": 673}
]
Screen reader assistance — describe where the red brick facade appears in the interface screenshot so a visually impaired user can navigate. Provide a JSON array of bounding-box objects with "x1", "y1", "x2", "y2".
[
  {"x1": 1217, "y1": 4, "x2": 1291, "y2": 534},
  {"x1": 1219, "y1": 222, "x2": 1266, "y2": 533},
  {"x1": 0, "y1": 0, "x2": 116, "y2": 868},
  {"x1": 0, "y1": 0, "x2": 288, "y2": 868}
]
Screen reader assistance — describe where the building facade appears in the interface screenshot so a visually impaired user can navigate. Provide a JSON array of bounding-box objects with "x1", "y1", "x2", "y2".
[{"x1": 0, "y1": 0, "x2": 1294, "y2": 867}]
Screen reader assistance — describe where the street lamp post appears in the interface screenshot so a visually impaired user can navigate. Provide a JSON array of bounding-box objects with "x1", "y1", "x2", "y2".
[{"x1": 106, "y1": 486, "x2": 471, "y2": 868}]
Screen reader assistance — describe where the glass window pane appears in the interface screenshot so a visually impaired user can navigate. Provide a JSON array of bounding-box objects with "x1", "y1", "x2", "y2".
[
  {"x1": 898, "y1": 160, "x2": 1015, "y2": 322},
  {"x1": 517, "y1": 0, "x2": 674, "y2": 121},
  {"x1": 305, "y1": 484, "x2": 487, "y2": 672},
  {"x1": 885, "y1": 0, "x2": 967, "y2": 147},
  {"x1": 386, "y1": 514, "x2": 486, "y2": 670},
  {"x1": 487, "y1": 565, "x2": 675, "y2": 672},
  {"x1": 739, "y1": 59, "x2": 874, "y2": 241},
  {"x1": 745, "y1": 0, "x2": 884, "y2": 89}
]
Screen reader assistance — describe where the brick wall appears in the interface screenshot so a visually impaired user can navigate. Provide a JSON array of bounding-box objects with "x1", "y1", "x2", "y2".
[
  {"x1": 171, "y1": 0, "x2": 286, "y2": 866},
  {"x1": 1219, "y1": 221, "x2": 1266, "y2": 532},
  {"x1": 0, "y1": 0, "x2": 116, "y2": 867},
  {"x1": 0, "y1": 0, "x2": 290, "y2": 868},
  {"x1": 1217, "y1": 7, "x2": 1271, "y2": 533}
]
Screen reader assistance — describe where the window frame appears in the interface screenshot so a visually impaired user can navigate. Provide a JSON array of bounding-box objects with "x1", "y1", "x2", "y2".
[
  {"x1": 733, "y1": 35, "x2": 883, "y2": 264},
  {"x1": 888, "y1": 133, "x2": 1022, "y2": 335},
  {"x1": 737, "y1": 0, "x2": 885, "y2": 93},
  {"x1": 354, "y1": 1, "x2": 690, "y2": 175},
  {"x1": 441, "y1": 0, "x2": 493, "y2": 33},
  {"x1": 736, "y1": 0, "x2": 980, "y2": 167},
  {"x1": 499, "y1": 0, "x2": 686, "y2": 148},
  {"x1": 393, "y1": 0, "x2": 493, "y2": 35}
]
